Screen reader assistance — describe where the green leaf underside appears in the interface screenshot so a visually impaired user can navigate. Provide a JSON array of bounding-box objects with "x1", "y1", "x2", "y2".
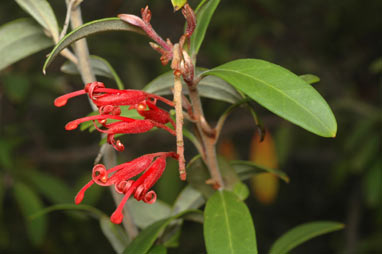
[
  {"x1": 127, "y1": 199, "x2": 171, "y2": 229},
  {"x1": 61, "y1": 55, "x2": 125, "y2": 89},
  {"x1": 43, "y1": 17, "x2": 144, "y2": 73},
  {"x1": 269, "y1": 221, "x2": 344, "y2": 254},
  {"x1": 172, "y1": 185, "x2": 204, "y2": 215},
  {"x1": 0, "y1": 18, "x2": 53, "y2": 71},
  {"x1": 13, "y1": 182, "x2": 47, "y2": 246},
  {"x1": 99, "y1": 216, "x2": 129, "y2": 253},
  {"x1": 190, "y1": 0, "x2": 221, "y2": 57},
  {"x1": 15, "y1": 0, "x2": 59, "y2": 40},
  {"x1": 204, "y1": 190, "x2": 257, "y2": 254},
  {"x1": 124, "y1": 210, "x2": 201, "y2": 254},
  {"x1": 144, "y1": 68, "x2": 242, "y2": 104},
  {"x1": 230, "y1": 160, "x2": 290, "y2": 183},
  {"x1": 202, "y1": 59, "x2": 337, "y2": 137}
]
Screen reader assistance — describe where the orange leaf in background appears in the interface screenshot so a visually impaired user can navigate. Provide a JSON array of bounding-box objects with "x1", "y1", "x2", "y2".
[
  {"x1": 218, "y1": 138, "x2": 238, "y2": 161},
  {"x1": 250, "y1": 130, "x2": 279, "y2": 205}
]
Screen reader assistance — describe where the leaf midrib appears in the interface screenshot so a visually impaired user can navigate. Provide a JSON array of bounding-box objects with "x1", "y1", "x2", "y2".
[
  {"x1": 220, "y1": 192, "x2": 234, "y2": 254},
  {"x1": 206, "y1": 68, "x2": 333, "y2": 135}
]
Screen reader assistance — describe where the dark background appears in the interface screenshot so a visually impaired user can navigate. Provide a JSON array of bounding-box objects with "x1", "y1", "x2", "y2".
[{"x1": 0, "y1": 0, "x2": 381, "y2": 253}]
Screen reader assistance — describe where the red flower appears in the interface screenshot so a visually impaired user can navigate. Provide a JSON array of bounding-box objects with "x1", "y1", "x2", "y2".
[{"x1": 75, "y1": 152, "x2": 178, "y2": 224}]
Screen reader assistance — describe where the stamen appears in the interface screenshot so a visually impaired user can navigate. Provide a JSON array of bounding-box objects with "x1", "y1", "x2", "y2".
[
  {"x1": 65, "y1": 115, "x2": 136, "y2": 130},
  {"x1": 110, "y1": 186, "x2": 135, "y2": 224}
]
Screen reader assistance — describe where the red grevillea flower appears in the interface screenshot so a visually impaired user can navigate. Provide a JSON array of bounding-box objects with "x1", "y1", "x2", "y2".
[
  {"x1": 75, "y1": 152, "x2": 178, "y2": 224},
  {"x1": 54, "y1": 82, "x2": 176, "y2": 151}
]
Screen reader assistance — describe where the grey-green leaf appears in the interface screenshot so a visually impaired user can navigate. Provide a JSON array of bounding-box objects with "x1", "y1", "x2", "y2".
[
  {"x1": 269, "y1": 221, "x2": 344, "y2": 254},
  {"x1": 43, "y1": 17, "x2": 144, "y2": 73},
  {"x1": 172, "y1": 185, "x2": 205, "y2": 215},
  {"x1": 202, "y1": 59, "x2": 337, "y2": 137},
  {"x1": 127, "y1": 199, "x2": 172, "y2": 229},
  {"x1": 99, "y1": 215, "x2": 129, "y2": 253},
  {"x1": 144, "y1": 68, "x2": 243, "y2": 104},
  {"x1": 61, "y1": 55, "x2": 125, "y2": 89},
  {"x1": 15, "y1": 0, "x2": 59, "y2": 40},
  {"x1": 190, "y1": 0, "x2": 221, "y2": 57},
  {"x1": 13, "y1": 182, "x2": 47, "y2": 246},
  {"x1": 230, "y1": 160, "x2": 290, "y2": 183},
  {"x1": 204, "y1": 190, "x2": 257, "y2": 254},
  {"x1": 0, "y1": 18, "x2": 53, "y2": 71}
]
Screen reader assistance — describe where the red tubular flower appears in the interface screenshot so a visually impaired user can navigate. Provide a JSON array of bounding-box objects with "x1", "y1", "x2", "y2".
[{"x1": 75, "y1": 152, "x2": 178, "y2": 224}]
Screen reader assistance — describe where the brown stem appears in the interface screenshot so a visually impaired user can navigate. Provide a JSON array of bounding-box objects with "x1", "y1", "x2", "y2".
[{"x1": 69, "y1": 3, "x2": 138, "y2": 239}]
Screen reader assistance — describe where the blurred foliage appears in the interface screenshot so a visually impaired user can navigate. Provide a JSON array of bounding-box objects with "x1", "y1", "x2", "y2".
[{"x1": 0, "y1": 0, "x2": 381, "y2": 253}]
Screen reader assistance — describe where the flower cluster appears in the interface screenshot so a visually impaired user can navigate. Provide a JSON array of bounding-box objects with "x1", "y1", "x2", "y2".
[{"x1": 55, "y1": 81, "x2": 179, "y2": 223}]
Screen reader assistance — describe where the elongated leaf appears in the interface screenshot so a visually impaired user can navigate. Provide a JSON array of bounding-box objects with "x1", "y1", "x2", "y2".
[
  {"x1": 100, "y1": 216, "x2": 129, "y2": 253},
  {"x1": 61, "y1": 55, "x2": 125, "y2": 89},
  {"x1": 0, "y1": 18, "x2": 53, "y2": 71},
  {"x1": 230, "y1": 160, "x2": 289, "y2": 183},
  {"x1": 171, "y1": 0, "x2": 187, "y2": 11},
  {"x1": 127, "y1": 199, "x2": 171, "y2": 229},
  {"x1": 30, "y1": 204, "x2": 105, "y2": 220},
  {"x1": 43, "y1": 18, "x2": 144, "y2": 73},
  {"x1": 190, "y1": 0, "x2": 221, "y2": 57},
  {"x1": 124, "y1": 210, "x2": 200, "y2": 254},
  {"x1": 15, "y1": 0, "x2": 59, "y2": 40},
  {"x1": 13, "y1": 182, "x2": 47, "y2": 246},
  {"x1": 21, "y1": 169, "x2": 73, "y2": 204},
  {"x1": 202, "y1": 59, "x2": 337, "y2": 137},
  {"x1": 299, "y1": 74, "x2": 320, "y2": 85},
  {"x1": 172, "y1": 185, "x2": 204, "y2": 215},
  {"x1": 144, "y1": 68, "x2": 242, "y2": 104},
  {"x1": 148, "y1": 245, "x2": 167, "y2": 254},
  {"x1": 269, "y1": 221, "x2": 344, "y2": 254},
  {"x1": 204, "y1": 190, "x2": 257, "y2": 254}
]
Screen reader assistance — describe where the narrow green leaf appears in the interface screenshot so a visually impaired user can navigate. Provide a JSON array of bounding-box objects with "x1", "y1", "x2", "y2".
[
  {"x1": 15, "y1": 0, "x2": 59, "y2": 40},
  {"x1": 204, "y1": 190, "x2": 257, "y2": 254},
  {"x1": 21, "y1": 169, "x2": 73, "y2": 204},
  {"x1": 148, "y1": 245, "x2": 167, "y2": 254},
  {"x1": 13, "y1": 182, "x2": 47, "y2": 246},
  {"x1": 190, "y1": 0, "x2": 221, "y2": 57},
  {"x1": 269, "y1": 221, "x2": 344, "y2": 254},
  {"x1": 127, "y1": 199, "x2": 171, "y2": 229},
  {"x1": 172, "y1": 185, "x2": 204, "y2": 215},
  {"x1": 43, "y1": 18, "x2": 144, "y2": 73},
  {"x1": 299, "y1": 74, "x2": 320, "y2": 85},
  {"x1": 144, "y1": 68, "x2": 242, "y2": 104},
  {"x1": 30, "y1": 204, "x2": 105, "y2": 220},
  {"x1": 230, "y1": 160, "x2": 290, "y2": 183},
  {"x1": 0, "y1": 18, "x2": 53, "y2": 71},
  {"x1": 99, "y1": 215, "x2": 129, "y2": 253},
  {"x1": 202, "y1": 59, "x2": 337, "y2": 137},
  {"x1": 61, "y1": 55, "x2": 125, "y2": 89}
]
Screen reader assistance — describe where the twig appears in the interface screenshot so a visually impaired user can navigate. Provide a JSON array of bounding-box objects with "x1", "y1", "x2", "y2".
[{"x1": 59, "y1": 0, "x2": 76, "y2": 40}]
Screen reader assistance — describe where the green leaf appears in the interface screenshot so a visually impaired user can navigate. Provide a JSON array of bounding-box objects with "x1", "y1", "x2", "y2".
[
  {"x1": 204, "y1": 190, "x2": 257, "y2": 254},
  {"x1": 232, "y1": 182, "x2": 250, "y2": 201},
  {"x1": 123, "y1": 210, "x2": 200, "y2": 254},
  {"x1": 269, "y1": 221, "x2": 344, "y2": 254},
  {"x1": 299, "y1": 74, "x2": 320, "y2": 85},
  {"x1": 124, "y1": 217, "x2": 173, "y2": 254},
  {"x1": 43, "y1": 17, "x2": 144, "y2": 74},
  {"x1": 363, "y1": 161, "x2": 382, "y2": 208},
  {"x1": 144, "y1": 68, "x2": 242, "y2": 104},
  {"x1": 127, "y1": 199, "x2": 171, "y2": 229},
  {"x1": 99, "y1": 215, "x2": 129, "y2": 253},
  {"x1": 13, "y1": 182, "x2": 47, "y2": 246},
  {"x1": 0, "y1": 18, "x2": 53, "y2": 71},
  {"x1": 148, "y1": 245, "x2": 167, "y2": 254},
  {"x1": 190, "y1": 0, "x2": 221, "y2": 57},
  {"x1": 61, "y1": 55, "x2": 125, "y2": 89},
  {"x1": 171, "y1": 0, "x2": 187, "y2": 11},
  {"x1": 30, "y1": 204, "x2": 105, "y2": 220},
  {"x1": 172, "y1": 185, "x2": 204, "y2": 215},
  {"x1": 202, "y1": 59, "x2": 337, "y2": 137},
  {"x1": 21, "y1": 169, "x2": 73, "y2": 204},
  {"x1": 15, "y1": 0, "x2": 59, "y2": 40},
  {"x1": 230, "y1": 160, "x2": 290, "y2": 183}
]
